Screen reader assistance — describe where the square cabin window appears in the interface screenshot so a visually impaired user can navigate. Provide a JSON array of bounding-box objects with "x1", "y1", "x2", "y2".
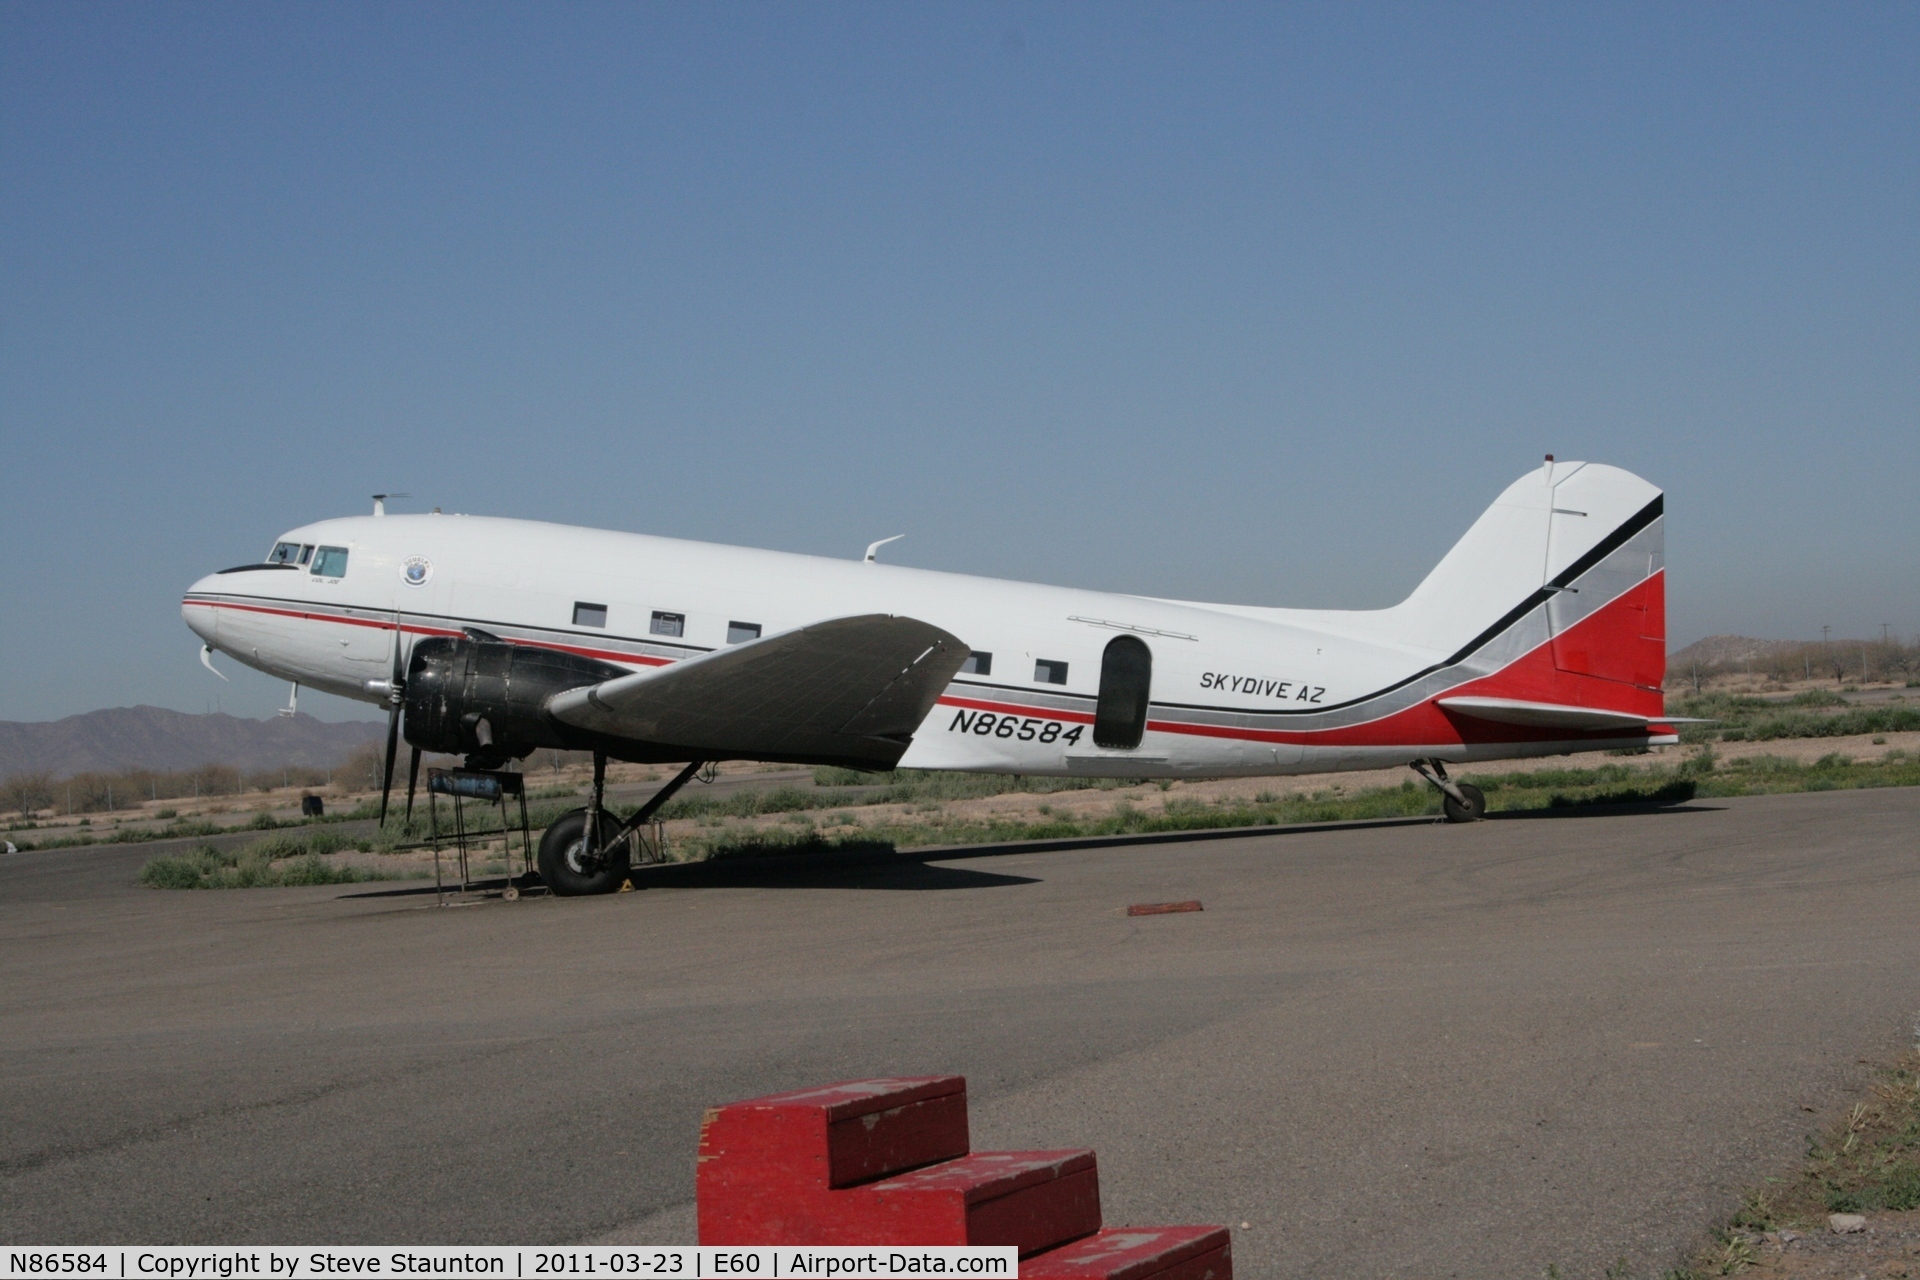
[
  {"x1": 960, "y1": 651, "x2": 992, "y2": 676},
  {"x1": 1034, "y1": 658, "x2": 1068, "y2": 685},
  {"x1": 727, "y1": 621, "x2": 762, "y2": 644},
  {"x1": 650, "y1": 611, "x2": 685, "y2": 638},
  {"x1": 573, "y1": 602, "x2": 608, "y2": 629},
  {"x1": 310, "y1": 546, "x2": 349, "y2": 578}
]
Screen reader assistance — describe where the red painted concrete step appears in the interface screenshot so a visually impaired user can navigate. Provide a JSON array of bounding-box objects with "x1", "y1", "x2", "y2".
[
  {"x1": 1022, "y1": 1226, "x2": 1233, "y2": 1280},
  {"x1": 701, "y1": 1076, "x2": 969, "y2": 1188},
  {"x1": 852, "y1": 1149, "x2": 1101, "y2": 1256},
  {"x1": 695, "y1": 1075, "x2": 1230, "y2": 1277},
  {"x1": 699, "y1": 1076, "x2": 971, "y2": 1244}
]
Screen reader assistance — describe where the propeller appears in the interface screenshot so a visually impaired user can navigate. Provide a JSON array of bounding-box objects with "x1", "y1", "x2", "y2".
[
  {"x1": 377, "y1": 616, "x2": 406, "y2": 827},
  {"x1": 404, "y1": 745, "x2": 421, "y2": 825}
]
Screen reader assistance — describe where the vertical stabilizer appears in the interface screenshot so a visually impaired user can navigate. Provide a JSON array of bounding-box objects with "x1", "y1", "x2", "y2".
[{"x1": 1383, "y1": 461, "x2": 1665, "y2": 691}]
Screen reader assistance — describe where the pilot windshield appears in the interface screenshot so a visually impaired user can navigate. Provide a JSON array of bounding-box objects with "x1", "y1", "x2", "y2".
[{"x1": 268, "y1": 541, "x2": 301, "y2": 564}]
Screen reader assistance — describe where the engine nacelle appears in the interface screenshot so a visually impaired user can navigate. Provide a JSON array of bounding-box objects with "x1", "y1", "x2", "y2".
[{"x1": 403, "y1": 635, "x2": 626, "y2": 762}]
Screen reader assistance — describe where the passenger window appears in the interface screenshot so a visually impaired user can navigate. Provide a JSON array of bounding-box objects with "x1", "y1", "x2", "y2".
[
  {"x1": 268, "y1": 542, "x2": 301, "y2": 564},
  {"x1": 573, "y1": 602, "x2": 608, "y2": 628},
  {"x1": 1093, "y1": 635, "x2": 1152, "y2": 750},
  {"x1": 727, "y1": 621, "x2": 762, "y2": 644},
  {"x1": 961, "y1": 652, "x2": 992, "y2": 676},
  {"x1": 650, "y1": 611, "x2": 685, "y2": 638},
  {"x1": 1034, "y1": 659, "x2": 1068, "y2": 686},
  {"x1": 310, "y1": 546, "x2": 349, "y2": 578}
]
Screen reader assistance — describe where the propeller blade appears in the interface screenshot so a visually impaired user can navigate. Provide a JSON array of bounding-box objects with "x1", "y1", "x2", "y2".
[
  {"x1": 378, "y1": 700, "x2": 400, "y2": 827},
  {"x1": 378, "y1": 614, "x2": 407, "y2": 828},
  {"x1": 404, "y1": 746, "x2": 421, "y2": 825}
]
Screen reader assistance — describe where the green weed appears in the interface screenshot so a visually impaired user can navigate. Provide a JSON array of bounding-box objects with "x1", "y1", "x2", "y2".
[
  {"x1": 1689, "y1": 1050, "x2": 1920, "y2": 1256},
  {"x1": 139, "y1": 836, "x2": 422, "y2": 889},
  {"x1": 1670, "y1": 690, "x2": 1920, "y2": 743}
]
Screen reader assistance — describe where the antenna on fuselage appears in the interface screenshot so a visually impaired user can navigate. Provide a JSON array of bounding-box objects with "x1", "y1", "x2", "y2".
[
  {"x1": 863, "y1": 534, "x2": 905, "y2": 563},
  {"x1": 371, "y1": 492, "x2": 412, "y2": 517}
]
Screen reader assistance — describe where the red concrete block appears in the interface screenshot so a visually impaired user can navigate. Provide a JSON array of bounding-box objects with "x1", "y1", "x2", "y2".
[
  {"x1": 851, "y1": 1149, "x2": 1102, "y2": 1256},
  {"x1": 1022, "y1": 1226, "x2": 1233, "y2": 1280},
  {"x1": 697, "y1": 1076, "x2": 969, "y2": 1244}
]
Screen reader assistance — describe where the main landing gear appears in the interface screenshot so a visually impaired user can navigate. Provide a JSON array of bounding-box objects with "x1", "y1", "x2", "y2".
[
  {"x1": 537, "y1": 755, "x2": 709, "y2": 896},
  {"x1": 1410, "y1": 758, "x2": 1486, "y2": 823}
]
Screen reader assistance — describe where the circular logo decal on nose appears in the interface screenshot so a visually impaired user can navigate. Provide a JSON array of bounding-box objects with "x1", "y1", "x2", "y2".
[{"x1": 401, "y1": 556, "x2": 433, "y2": 587}]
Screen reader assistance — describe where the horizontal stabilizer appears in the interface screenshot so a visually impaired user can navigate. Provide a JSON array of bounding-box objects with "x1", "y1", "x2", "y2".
[
  {"x1": 547, "y1": 614, "x2": 969, "y2": 769},
  {"x1": 1437, "y1": 696, "x2": 1697, "y2": 731}
]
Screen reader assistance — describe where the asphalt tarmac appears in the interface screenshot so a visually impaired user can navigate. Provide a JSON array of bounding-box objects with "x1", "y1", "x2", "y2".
[{"x1": 4, "y1": 787, "x2": 1919, "y2": 1278}]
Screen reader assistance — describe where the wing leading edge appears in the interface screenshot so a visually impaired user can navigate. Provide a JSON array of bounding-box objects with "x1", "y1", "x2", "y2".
[{"x1": 546, "y1": 614, "x2": 969, "y2": 769}]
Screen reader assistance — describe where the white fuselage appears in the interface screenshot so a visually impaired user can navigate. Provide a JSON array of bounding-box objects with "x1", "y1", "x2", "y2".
[{"x1": 183, "y1": 468, "x2": 1673, "y2": 778}]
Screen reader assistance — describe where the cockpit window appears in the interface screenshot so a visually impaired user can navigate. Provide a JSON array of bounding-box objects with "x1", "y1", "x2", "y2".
[
  {"x1": 269, "y1": 542, "x2": 301, "y2": 564},
  {"x1": 299, "y1": 544, "x2": 314, "y2": 565},
  {"x1": 310, "y1": 546, "x2": 349, "y2": 578}
]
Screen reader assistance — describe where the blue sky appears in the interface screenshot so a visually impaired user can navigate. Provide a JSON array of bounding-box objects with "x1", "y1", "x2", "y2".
[{"x1": 2, "y1": 3, "x2": 1915, "y2": 723}]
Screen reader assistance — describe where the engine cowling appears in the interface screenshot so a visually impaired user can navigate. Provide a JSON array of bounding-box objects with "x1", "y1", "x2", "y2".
[{"x1": 403, "y1": 635, "x2": 626, "y2": 762}]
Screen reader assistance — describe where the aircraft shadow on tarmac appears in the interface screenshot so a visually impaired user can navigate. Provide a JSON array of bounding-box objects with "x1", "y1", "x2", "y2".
[
  {"x1": 633, "y1": 858, "x2": 1040, "y2": 890},
  {"x1": 1486, "y1": 801, "x2": 1723, "y2": 822},
  {"x1": 339, "y1": 857, "x2": 1039, "y2": 897},
  {"x1": 336, "y1": 801, "x2": 1712, "y2": 900}
]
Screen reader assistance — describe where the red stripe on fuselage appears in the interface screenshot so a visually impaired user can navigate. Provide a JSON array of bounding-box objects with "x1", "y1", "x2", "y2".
[
  {"x1": 182, "y1": 598, "x2": 674, "y2": 668},
  {"x1": 935, "y1": 693, "x2": 1097, "y2": 724}
]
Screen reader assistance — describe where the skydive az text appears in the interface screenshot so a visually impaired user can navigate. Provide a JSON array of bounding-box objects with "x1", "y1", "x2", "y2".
[{"x1": 1200, "y1": 672, "x2": 1325, "y2": 702}]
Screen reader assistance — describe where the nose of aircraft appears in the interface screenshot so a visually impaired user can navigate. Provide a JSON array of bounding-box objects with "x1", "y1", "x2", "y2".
[{"x1": 182, "y1": 572, "x2": 222, "y2": 645}]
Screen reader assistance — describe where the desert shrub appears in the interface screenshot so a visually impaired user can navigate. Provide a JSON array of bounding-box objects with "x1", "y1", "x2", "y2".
[
  {"x1": 1, "y1": 770, "x2": 56, "y2": 816},
  {"x1": 140, "y1": 851, "x2": 216, "y2": 889},
  {"x1": 139, "y1": 836, "x2": 415, "y2": 889}
]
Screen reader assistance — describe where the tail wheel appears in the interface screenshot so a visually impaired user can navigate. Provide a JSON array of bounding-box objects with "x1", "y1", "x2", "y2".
[
  {"x1": 1442, "y1": 782, "x2": 1487, "y2": 823},
  {"x1": 536, "y1": 807, "x2": 630, "y2": 896}
]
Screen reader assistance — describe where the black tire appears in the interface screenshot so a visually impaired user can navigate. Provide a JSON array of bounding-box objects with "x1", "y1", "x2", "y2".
[
  {"x1": 536, "y1": 807, "x2": 630, "y2": 896},
  {"x1": 1442, "y1": 782, "x2": 1487, "y2": 823}
]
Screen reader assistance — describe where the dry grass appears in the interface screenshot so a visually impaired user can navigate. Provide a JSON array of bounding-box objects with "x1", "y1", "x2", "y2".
[{"x1": 1661, "y1": 1052, "x2": 1920, "y2": 1279}]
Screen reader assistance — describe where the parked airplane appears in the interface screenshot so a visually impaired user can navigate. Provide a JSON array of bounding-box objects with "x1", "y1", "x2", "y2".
[{"x1": 183, "y1": 458, "x2": 1673, "y2": 894}]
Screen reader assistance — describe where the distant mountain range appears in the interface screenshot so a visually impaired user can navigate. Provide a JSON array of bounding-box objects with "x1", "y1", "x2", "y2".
[
  {"x1": 1667, "y1": 635, "x2": 1804, "y2": 669},
  {"x1": 0, "y1": 706, "x2": 386, "y2": 780}
]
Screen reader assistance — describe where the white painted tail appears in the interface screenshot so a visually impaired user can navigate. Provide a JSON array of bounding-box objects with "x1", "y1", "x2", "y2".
[{"x1": 1377, "y1": 460, "x2": 1664, "y2": 658}]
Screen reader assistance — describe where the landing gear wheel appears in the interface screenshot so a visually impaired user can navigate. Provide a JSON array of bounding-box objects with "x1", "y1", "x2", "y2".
[
  {"x1": 536, "y1": 807, "x2": 630, "y2": 896},
  {"x1": 1442, "y1": 782, "x2": 1486, "y2": 823}
]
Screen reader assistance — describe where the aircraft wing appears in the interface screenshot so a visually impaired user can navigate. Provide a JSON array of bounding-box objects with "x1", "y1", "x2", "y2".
[
  {"x1": 546, "y1": 614, "x2": 969, "y2": 769},
  {"x1": 1437, "y1": 696, "x2": 1703, "y2": 731}
]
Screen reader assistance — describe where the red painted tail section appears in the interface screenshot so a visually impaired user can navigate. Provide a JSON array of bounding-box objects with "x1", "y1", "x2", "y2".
[
  {"x1": 1454, "y1": 571, "x2": 1668, "y2": 725},
  {"x1": 1552, "y1": 570, "x2": 1665, "y2": 693}
]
